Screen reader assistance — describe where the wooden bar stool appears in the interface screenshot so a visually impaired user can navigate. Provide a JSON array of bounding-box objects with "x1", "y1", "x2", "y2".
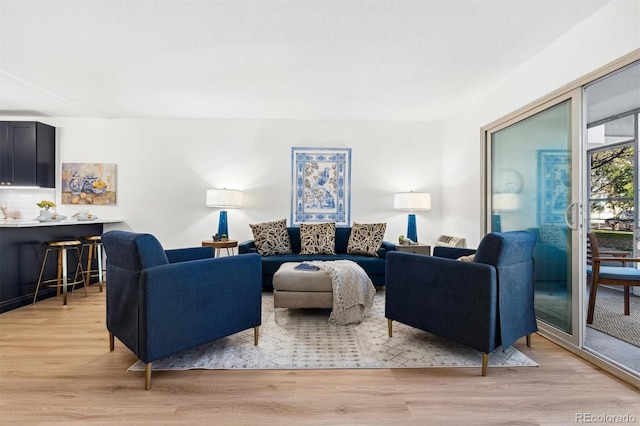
[
  {"x1": 33, "y1": 240, "x2": 86, "y2": 305},
  {"x1": 81, "y1": 235, "x2": 105, "y2": 291}
]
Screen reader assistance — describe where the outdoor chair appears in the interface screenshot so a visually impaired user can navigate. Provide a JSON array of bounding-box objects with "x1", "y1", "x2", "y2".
[{"x1": 586, "y1": 233, "x2": 639, "y2": 324}]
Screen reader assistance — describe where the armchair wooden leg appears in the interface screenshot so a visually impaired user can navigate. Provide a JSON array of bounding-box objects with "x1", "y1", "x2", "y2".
[
  {"x1": 624, "y1": 287, "x2": 630, "y2": 315},
  {"x1": 481, "y1": 353, "x2": 489, "y2": 376},
  {"x1": 109, "y1": 331, "x2": 114, "y2": 351},
  {"x1": 254, "y1": 326, "x2": 259, "y2": 346},
  {"x1": 145, "y1": 363, "x2": 152, "y2": 390},
  {"x1": 526, "y1": 334, "x2": 532, "y2": 347},
  {"x1": 587, "y1": 282, "x2": 599, "y2": 324},
  {"x1": 387, "y1": 319, "x2": 393, "y2": 337}
]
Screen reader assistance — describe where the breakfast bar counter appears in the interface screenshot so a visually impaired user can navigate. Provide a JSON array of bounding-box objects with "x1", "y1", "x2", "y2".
[
  {"x1": 0, "y1": 218, "x2": 123, "y2": 312},
  {"x1": 0, "y1": 218, "x2": 123, "y2": 228}
]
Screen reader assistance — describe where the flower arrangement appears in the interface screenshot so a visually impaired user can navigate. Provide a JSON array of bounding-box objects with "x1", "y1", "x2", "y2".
[{"x1": 36, "y1": 200, "x2": 56, "y2": 210}]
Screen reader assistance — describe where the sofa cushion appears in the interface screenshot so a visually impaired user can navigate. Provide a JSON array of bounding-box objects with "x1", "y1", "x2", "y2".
[
  {"x1": 347, "y1": 222, "x2": 386, "y2": 257},
  {"x1": 299, "y1": 222, "x2": 336, "y2": 255},
  {"x1": 249, "y1": 218, "x2": 293, "y2": 256}
]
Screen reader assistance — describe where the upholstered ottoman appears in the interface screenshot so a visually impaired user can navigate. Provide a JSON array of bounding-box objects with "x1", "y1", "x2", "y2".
[{"x1": 273, "y1": 262, "x2": 333, "y2": 309}]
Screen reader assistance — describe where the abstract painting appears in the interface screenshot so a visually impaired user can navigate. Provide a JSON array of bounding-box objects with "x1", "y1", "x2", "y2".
[
  {"x1": 291, "y1": 147, "x2": 351, "y2": 226},
  {"x1": 61, "y1": 163, "x2": 117, "y2": 205}
]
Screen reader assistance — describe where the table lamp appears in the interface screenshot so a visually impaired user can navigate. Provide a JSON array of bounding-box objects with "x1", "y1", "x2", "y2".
[
  {"x1": 206, "y1": 189, "x2": 243, "y2": 238},
  {"x1": 394, "y1": 192, "x2": 431, "y2": 242}
]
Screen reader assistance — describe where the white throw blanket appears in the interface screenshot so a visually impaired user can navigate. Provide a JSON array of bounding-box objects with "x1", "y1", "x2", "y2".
[{"x1": 307, "y1": 260, "x2": 376, "y2": 325}]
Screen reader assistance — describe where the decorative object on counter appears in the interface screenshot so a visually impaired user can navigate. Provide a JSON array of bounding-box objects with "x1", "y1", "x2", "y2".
[
  {"x1": 36, "y1": 200, "x2": 66, "y2": 222},
  {"x1": 72, "y1": 211, "x2": 98, "y2": 221},
  {"x1": 393, "y1": 191, "x2": 431, "y2": 243},
  {"x1": 61, "y1": 163, "x2": 117, "y2": 205},
  {"x1": 36, "y1": 210, "x2": 67, "y2": 222},
  {"x1": 0, "y1": 205, "x2": 21, "y2": 219},
  {"x1": 206, "y1": 188, "x2": 243, "y2": 238}
]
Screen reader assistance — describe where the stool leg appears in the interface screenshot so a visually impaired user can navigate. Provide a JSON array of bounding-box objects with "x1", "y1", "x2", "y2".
[
  {"x1": 85, "y1": 243, "x2": 94, "y2": 288},
  {"x1": 61, "y1": 248, "x2": 68, "y2": 305},
  {"x1": 33, "y1": 248, "x2": 51, "y2": 305},
  {"x1": 97, "y1": 243, "x2": 104, "y2": 291},
  {"x1": 73, "y1": 247, "x2": 88, "y2": 297}
]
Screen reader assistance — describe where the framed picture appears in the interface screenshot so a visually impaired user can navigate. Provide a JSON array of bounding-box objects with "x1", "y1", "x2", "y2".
[
  {"x1": 291, "y1": 147, "x2": 351, "y2": 226},
  {"x1": 538, "y1": 150, "x2": 570, "y2": 224},
  {"x1": 61, "y1": 163, "x2": 117, "y2": 205}
]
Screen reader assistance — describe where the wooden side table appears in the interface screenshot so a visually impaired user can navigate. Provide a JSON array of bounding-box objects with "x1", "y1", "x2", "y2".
[
  {"x1": 395, "y1": 243, "x2": 431, "y2": 256},
  {"x1": 202, "y1": 240, "x2": 238, "y2": 257}
]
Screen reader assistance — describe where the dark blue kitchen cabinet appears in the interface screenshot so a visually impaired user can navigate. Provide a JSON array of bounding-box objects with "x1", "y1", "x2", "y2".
[{"x1": 0, "y1": 121, "x2": 55, "y2": 188}]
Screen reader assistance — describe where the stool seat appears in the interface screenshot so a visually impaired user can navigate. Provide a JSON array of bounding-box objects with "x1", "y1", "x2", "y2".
[
  {"x1": 33, "y1": 239, "x2": 86, "y2": 305},
  {"x1": 48, "y1": 240, "x2": 82, "y2": 247}
]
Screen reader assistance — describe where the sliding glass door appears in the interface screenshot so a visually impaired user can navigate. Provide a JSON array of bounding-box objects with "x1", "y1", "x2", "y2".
[
  {"x1": 484, "y1": 90, "x2": 582, "y2": 343},
  {"x1": 483, "y1": 53, "x2": 640, "y2": 387}
]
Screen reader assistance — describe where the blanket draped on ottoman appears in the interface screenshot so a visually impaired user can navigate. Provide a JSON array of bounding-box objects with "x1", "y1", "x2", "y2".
[{"x1": 307, "y1": 260, "x2": 376, "y2": 325}]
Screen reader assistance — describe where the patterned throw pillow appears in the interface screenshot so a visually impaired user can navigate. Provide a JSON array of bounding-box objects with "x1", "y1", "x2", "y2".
[
  {"x1": 347, "y1": 222, "x2": 387, "y2": 257},
  {"x1": 249, "y1": 218, "x2": 293, "y2": 256},
  {"x1": 299, "y1": 222, "x2": 336, "y2": 255}
]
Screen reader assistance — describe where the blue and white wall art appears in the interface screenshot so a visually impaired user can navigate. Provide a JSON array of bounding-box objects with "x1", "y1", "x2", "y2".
[
  {"x1": 537, "y1": 150, "x2": 570, "y2": 224},
  {"x1": 291, "y1": 147, "x2": 351, "y2": 226}
]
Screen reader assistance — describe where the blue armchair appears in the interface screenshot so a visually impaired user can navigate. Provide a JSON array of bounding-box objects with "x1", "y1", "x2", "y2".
[
  {"x1": 385, "y1": 231, "x2": 537, "y2": 376},
  {"x1": 102, "y1": 230, "x2": 262, "y2": 389}
]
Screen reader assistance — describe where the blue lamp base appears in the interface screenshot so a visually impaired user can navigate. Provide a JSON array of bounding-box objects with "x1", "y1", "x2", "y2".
[
  {"x1": 218, "y1": 210, "x2": 228, "y2": 237},
  {"x1": 407, "y1": 213, "x2": 418, "y2": 242}
]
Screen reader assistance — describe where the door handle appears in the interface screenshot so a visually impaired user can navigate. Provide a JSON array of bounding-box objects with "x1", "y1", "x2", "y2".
[{"x1": 564, "y1": 202, "x2": 578, "y2": 230}]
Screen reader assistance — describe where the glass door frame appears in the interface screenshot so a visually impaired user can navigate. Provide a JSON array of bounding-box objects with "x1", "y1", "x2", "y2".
[
  {"x1": 482, "y1": 88, "x2": 584, "y2": 348},
  {"x1": 480, "y1": 50, "x2": 640, "y2": 389}
]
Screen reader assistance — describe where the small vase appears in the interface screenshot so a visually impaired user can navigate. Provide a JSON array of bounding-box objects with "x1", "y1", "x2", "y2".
[{"x1": 37, "y1": 209, "x2": 53, "y2": 221}]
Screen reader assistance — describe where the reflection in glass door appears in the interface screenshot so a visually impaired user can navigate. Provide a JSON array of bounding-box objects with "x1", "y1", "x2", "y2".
[{"x1": 488, "y1": 98, "x2": 576, "y2": 334}]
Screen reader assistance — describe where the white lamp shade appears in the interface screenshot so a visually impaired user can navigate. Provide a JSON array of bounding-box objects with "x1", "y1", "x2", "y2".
[
  {"x1": 493, "y1": 193, "x2": 521, "y2": 211},
  {"x1": 394, "y1": 192, "x2": 431, "y2": 211},
  {"x1": 206, "y1": 189, "x2": 243, "y2": 209}
]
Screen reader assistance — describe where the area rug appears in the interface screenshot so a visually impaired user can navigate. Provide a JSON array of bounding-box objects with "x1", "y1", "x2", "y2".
[
  {"x1": 129, "y1": 292, "x2": 538, "y2": 371},
  {"x1": 588, "y1": 287, "x2": 640, "y2": 348}
]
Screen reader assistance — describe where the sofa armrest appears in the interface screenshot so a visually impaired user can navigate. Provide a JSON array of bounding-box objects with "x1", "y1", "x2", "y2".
[
  {"x1": 432, "y1": 246, "x2": 477, "y2": 259},
  {"x1": 238, "y1": 240, "x2": 258, "y2": 254},
  {"x1": 137, "y1": 253, "x2": 263, "y2": 362},
  {"x1": 375, "y1": 241, "x2": 397, "y2": 258},
  {"x1": 165, "y1": 247, "x2": 214, "y2": 263}
]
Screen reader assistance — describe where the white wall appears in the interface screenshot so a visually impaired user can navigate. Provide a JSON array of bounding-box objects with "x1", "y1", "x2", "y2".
[
  {"x1": 1, "y1": 118, "x2": 442, "y2": 248},
  {"x1": 4, "y1": 1, "x2": 638, "y2": 250},
  {"x1": 440, "y1": 0, "x2": 640, "y2": 247}
]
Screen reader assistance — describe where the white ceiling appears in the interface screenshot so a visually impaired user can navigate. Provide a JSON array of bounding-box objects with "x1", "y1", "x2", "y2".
[{"x1": 0, "y1": 0, "x2": 612, "y2": 121}]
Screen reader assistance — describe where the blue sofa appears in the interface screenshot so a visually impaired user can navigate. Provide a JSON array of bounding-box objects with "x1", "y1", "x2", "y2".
[
  {"x1": 238, "y1": 226, "x2": 397, "y2": 288},
  {"x1": 385, "y1": 231, "x2": 538, "y2": 376},
  {"x1": 102, "y1": 230, "x2": 262, "y2": 389}
]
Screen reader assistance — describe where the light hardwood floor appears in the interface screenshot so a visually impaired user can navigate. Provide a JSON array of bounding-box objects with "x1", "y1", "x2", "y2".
[{"x1": 1, "y1": 287, "x2": 639, "y2": 425}]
